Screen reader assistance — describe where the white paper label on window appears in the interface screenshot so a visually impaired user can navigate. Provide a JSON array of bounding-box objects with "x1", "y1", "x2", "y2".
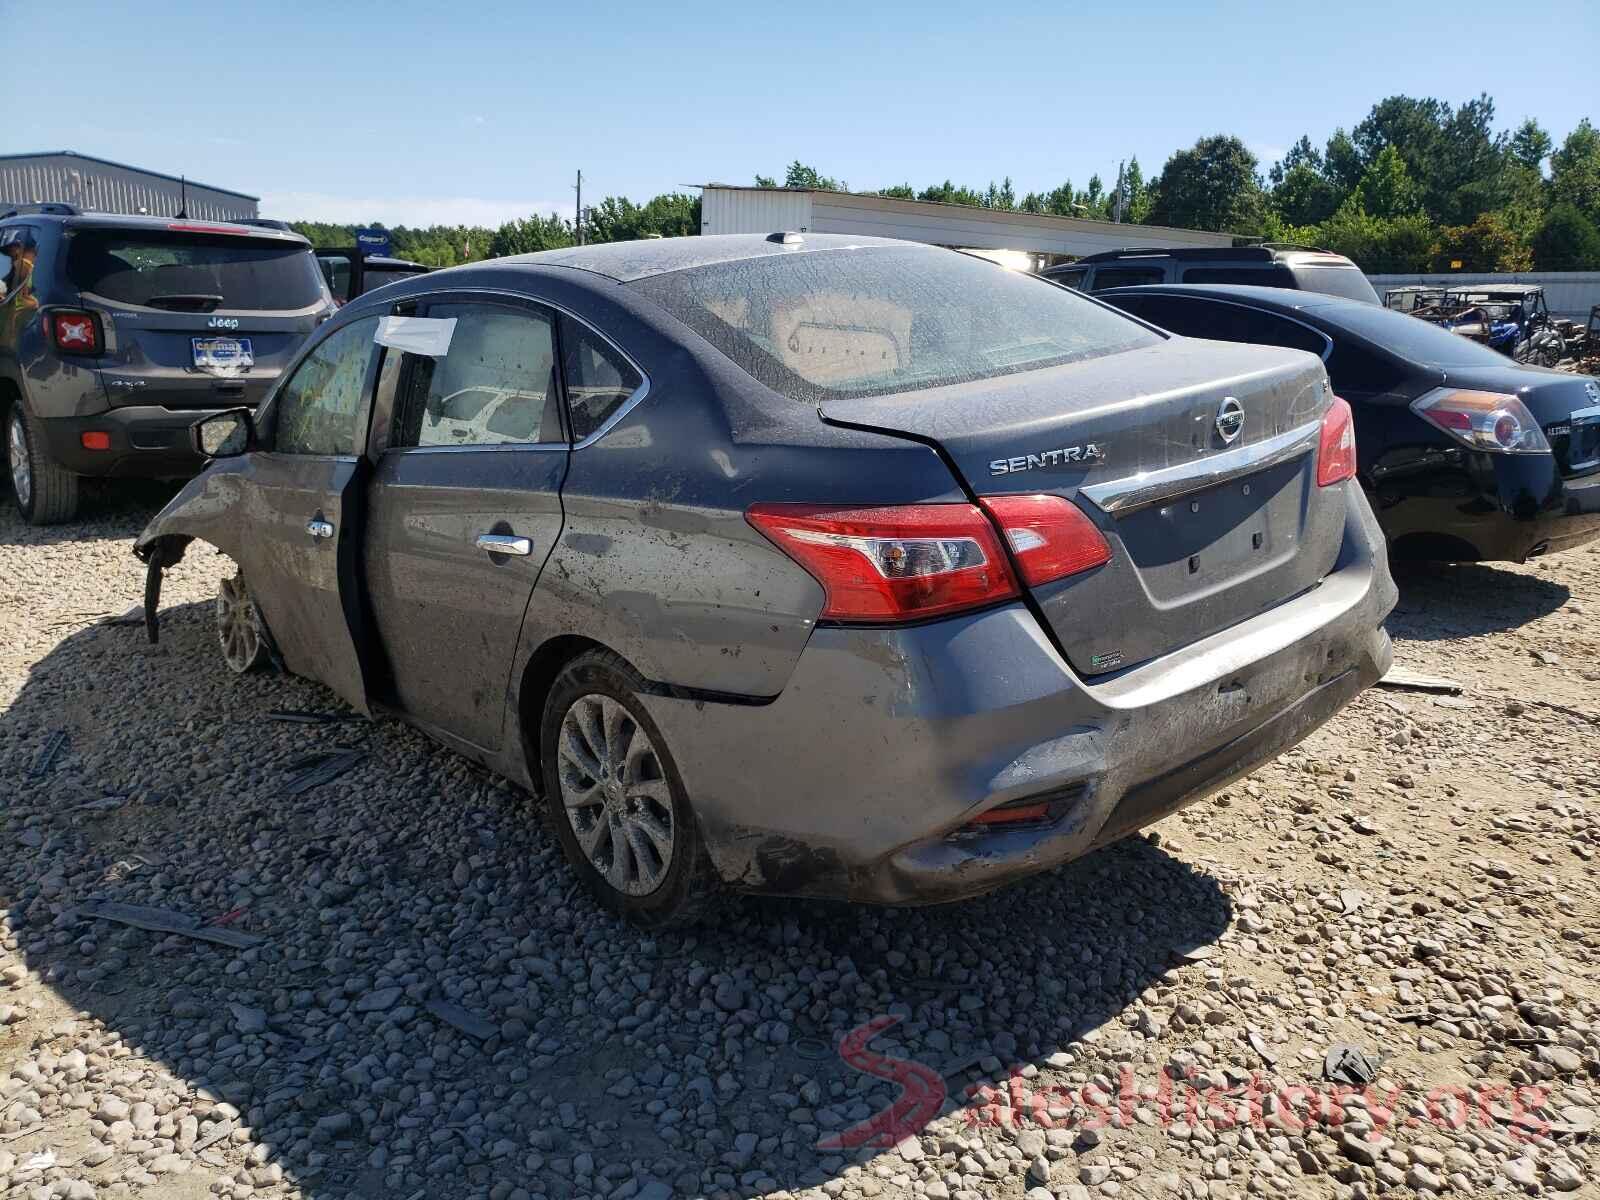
[{"x1": 374, "y1": 315, "x2": 456, "y2": 357}]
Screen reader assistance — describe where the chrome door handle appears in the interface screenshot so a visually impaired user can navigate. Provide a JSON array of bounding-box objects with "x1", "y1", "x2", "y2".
[
  {"x1": 306, "y1": 518, "x2": 335, "y2": 540},
  {"x1": 476, "y1": 534, "x2": 532, "y2": 557}
]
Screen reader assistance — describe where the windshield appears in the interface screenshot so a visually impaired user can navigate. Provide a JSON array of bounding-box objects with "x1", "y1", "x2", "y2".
[
  {"x1": 68, "y1": 231, "x2": 327, "y2": 311},
  {"x1": 1312, "y1": 301, "x2": 1527, "y2": 368},
  {"x1": 1288, "y1": 264, "x2": 1380, "y2": 305},
  {"x1": 629, "y1": 246, "x2": 1161, "y2": 402}
]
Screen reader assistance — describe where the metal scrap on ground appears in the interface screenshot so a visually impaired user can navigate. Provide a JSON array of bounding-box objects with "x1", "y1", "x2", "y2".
[
  {"x1": 281, "y1": 749, "x2": 368, "y2": 796},
  {"x1": 1323, "y1": 1042, "x2": 1380, "y2": 1085},
  {"x1": 425, "y1": 999, "x2": 497, "y2": 1041},
  {"x1": 1377, "y1": 666, "x2": 1463, "y2": 694},
  {"x1": 31, "y1": 730, "x2": 68, "y2": 777},
  {"x1": 267, "y1": 709, "x2": 366, "y2": 725},
  {"x1": 71, "y1": 901, "x2": 264, "y2": 949}
]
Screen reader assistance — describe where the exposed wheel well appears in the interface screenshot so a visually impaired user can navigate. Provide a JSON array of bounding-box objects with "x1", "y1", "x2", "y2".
[{"x1": 517, "y1": 635, "x2": 612, "y2": 791}]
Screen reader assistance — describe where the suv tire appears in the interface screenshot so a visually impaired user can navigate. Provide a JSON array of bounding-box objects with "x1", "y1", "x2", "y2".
[
  {"x1": 6, "y1": 399, "x2": 79, "y2": 524},
  {"x1": 539, "y1": 649, "x2": 719, "y2": 928}
]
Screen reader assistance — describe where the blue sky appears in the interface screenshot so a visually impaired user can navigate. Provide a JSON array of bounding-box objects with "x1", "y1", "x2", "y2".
[{"x1": 12, "y1": 0, "x2": 1598, "y2": 228}]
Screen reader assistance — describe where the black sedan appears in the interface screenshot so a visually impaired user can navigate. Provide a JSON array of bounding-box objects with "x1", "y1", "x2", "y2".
[{"x1": 1098, "y1": 284, "x2": 1600, "y2": 563}]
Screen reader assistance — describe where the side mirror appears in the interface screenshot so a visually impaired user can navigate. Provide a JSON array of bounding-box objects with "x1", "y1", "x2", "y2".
[{"x1": 192, "y1": 408, "x2": 255, "y2": 459}]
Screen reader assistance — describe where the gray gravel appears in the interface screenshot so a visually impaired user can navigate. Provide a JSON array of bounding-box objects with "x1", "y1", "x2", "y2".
[{"x1": 2, "y1": 488, "x2": 1598, "y2": 1200}]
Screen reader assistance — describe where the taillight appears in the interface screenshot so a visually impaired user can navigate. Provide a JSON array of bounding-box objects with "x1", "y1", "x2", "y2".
[
  {"x1": 978, "y1": 494, "x2": 1111, "y2": 585},
  {"x1": 1410, "y1": 388, "x2": 1551, "y2": 455},
  {"x1": 1317, "y1": 395, "x2": 1357, "y2": 486},
  {"x1": 46, "y1": 310, "x2": 103, "y2": 355},
  {"x1": 746, "y1": 503, "x2": 1020, "y2": 621}
]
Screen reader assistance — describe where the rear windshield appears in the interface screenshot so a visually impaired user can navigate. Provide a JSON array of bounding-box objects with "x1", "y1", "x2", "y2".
[
  {"x1": 630, "y1": 246, "x2": 1161, "y2": 402},
  {"x1": 68, "y1": 231, "x2": 326, "y2": 311},
  {"x1": 1289, "y1": 264, "x2": 1380, "y2": 305},
  {"x1": 1307, "y1": 301, "x2": 1522, "y2": 368}
]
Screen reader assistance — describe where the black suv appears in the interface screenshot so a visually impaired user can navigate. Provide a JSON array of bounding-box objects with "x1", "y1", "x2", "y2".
[
  {"x1": 1, "y1": 204, "x2": 333, "y2": 523},
  {"x1": 1042, "y1": 244, "x2": 1381, "y2": 306}
]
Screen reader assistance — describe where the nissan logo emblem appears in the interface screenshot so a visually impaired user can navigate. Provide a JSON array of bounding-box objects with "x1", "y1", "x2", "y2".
[{"x1": 1215, "y1": 396, "x2": 1245, "y2": 445}]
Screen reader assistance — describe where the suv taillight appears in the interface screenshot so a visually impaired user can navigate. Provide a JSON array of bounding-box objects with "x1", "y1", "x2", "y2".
[
  {"x1": 46, "y1": 309, "x2": 103, "y2": 355},
  {"x1": 1317, "y1": 396, "x2": 1357, "y2": 486},
  {"x1": 747, "y1": 503, "x2": 1020, "y2": 621}
]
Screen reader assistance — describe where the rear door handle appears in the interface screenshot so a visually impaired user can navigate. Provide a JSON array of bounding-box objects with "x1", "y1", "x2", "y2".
[
  {"x1": 306, "y1": 518, "x2": 335, "y2": 540},
  {"x1": 475, "y1": 534, "x2": 532, "y2": 557}
]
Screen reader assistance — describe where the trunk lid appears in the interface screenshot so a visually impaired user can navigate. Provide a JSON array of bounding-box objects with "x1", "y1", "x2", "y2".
[{"x1": 820, "y1": 339, "x2": 1344, "y2": 675}]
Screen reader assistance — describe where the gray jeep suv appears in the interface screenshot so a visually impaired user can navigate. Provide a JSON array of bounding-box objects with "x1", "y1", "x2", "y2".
[
  {"x1": 1, "y1": 204, "x2": 332, "y2": 524},
  {"x1": 1043, "y1": 244, "x2": 1381, "y2": 305}
]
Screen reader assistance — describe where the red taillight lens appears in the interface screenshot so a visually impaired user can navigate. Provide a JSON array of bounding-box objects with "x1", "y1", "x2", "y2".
[
  {"x1": 48, "y1": 310, "x2": 102, "y2": 355},
  {"x1": 80, "y1": 431, "x2": 111, "y2": 451},
  {"x1": 1316, "y1": 396, "x2": 1357, "y2": 486},
  {"x1": 978, "y1": 494, "x2": 1112, "y2": 585},
  {"x1": 746, "y1": 503, "x2": 1020, "y2": 621}
]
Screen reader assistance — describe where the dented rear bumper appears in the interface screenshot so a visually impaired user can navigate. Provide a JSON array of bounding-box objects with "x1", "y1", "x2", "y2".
[{"x1": 641, "y1": 482, "x2": 1396, "y2": 904}]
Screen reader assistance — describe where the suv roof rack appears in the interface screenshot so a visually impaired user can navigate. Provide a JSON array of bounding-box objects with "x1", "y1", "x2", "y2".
[
  {"x1": 1257, "y1": 241, "x2": 1332, "y2": 254},
  {"x1": 0, "y1": 201, "x2": 80, "y2": 219}
]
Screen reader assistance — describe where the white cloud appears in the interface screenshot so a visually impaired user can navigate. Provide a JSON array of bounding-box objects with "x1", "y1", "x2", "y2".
[{"x1": 257, "y1": 190, "x2": 571, "y2": 229}]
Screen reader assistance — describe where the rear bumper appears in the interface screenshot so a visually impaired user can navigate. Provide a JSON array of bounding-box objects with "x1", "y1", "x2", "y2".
[
  {"x1": 1375, "y1": 452, "x2": 1600, "y2": 562},
  {"x1": 643, "y1": 482, "x2": 1396, "y2": 905},
  {"x1": 36, "y1": 406, "x2": 236, "y2": 479}
]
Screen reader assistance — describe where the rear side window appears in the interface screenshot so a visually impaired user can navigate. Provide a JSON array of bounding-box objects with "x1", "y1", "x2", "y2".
[
  {"x1": 67, "y1": 231, "x2": 327, "y2": 311},
  {"x1": 274, "y1": 317, "x2": 379, "y2": 455},
  {"x1": 1111, "y1": 296, "x2": 1330, "y2": 358},
  {"x1": 1180, "y1": 265, "x2": 1296, "y2": 287},
  {"x1": 630, "y1": 246, "x2": 1158, "y2": 403},
  {"x1": 1, "y1": 225, "x2": 39, "y2": 300},
  {"x1": 1046, "y1": 267, "x2": 1087, "y2": 291},
  {"x1": 1091, "y1": 266, "x2": 1166, "y2": 290},
  {"x1": 394, "y1": 302, "x2": 563, "y2": 448},
  {"x1": 1288, "y1": 265, "x2": 1380, "y2": 305},
  {"x1": 561, "y1": 317, "x2": 642, "y2": 440}
]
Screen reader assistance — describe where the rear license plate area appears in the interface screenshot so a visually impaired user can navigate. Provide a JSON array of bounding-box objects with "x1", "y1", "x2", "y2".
[
  {"x1": 192, "y1": 337, "x2": 254, "y2": 375},
  {"x1": 1116, "y1": 457, "x2": 1307, "y2": 602}
]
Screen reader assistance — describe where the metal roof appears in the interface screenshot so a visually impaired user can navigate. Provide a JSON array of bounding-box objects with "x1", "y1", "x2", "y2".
[
  {"x1": 0, "y1": 150, "x2": 259, "y2": 201},
  {"x1": 504, "y1": 232, "x2": 918, "y2": 282}
]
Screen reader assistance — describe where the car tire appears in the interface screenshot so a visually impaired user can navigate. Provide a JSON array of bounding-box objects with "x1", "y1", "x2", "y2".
[
  {"x1": 539, "y1": 649, "x2": 719, "y2": 928},
  {"x1": 6, "y1": 399, "x2": 79, "y2": 525},
  {"x1": 216, "y1": 574, "x2": 271, "y2": 674}
]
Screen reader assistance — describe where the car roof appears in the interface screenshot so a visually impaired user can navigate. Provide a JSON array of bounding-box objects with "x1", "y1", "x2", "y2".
[
  {"x1": 1096, "y1": 282, "x2": 1379, "y2": 315},
  {"x1": 0, "y1": 210, "x2": 309, "y2": 245},
  {"x1": 494, "y1": 232, "x2": 923, "y2": 283},
  {"x1": 1069, "y1": 244, "x2": 1358, "y2": 267}
]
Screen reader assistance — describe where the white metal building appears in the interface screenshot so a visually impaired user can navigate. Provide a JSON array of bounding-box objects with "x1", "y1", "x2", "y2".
[
  {"x1": 0, "y1": 151, "x2": 259, "y2": 222},
  {"x1": 699, "y1": 185, "x2": 1234, "y2": 262}
]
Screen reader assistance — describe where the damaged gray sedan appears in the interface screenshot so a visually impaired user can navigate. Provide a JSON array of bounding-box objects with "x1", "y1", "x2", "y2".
[{"x1": 135, "y1": 234, "x2": 1397, "y2": 926}]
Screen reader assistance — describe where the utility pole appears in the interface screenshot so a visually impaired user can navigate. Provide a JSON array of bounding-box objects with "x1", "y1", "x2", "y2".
[
  {"x1": 575, "y1": 170, "x2": 584, "y2": 245},
  {"x1": 1112, "y1": 161, "x2": 1126, "y2": 224}
]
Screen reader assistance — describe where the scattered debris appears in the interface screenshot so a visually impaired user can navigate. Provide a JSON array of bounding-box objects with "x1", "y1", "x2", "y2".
[
  {"x1": 192, "y1": 1121, "x2": 234, "y2": 1153},
  {"x1": 268, "y1": 708, "x2": 366, "y2": 725},
  {"x1": 1172, "y1": 943, "x2": 1215, "y2": 963},
  {"x1": 1339, "y1": 887, "x2": 1367, "y2": 914},
  {"x1": 71, "y1": 900, "x2": 264, "y2": 949},
  {"x1": 426, "y1": 998, "x2": 497, "y2": 1041},
  {"x1": 1377, "y1": 666, "x2": 1462, "y2": 694},
  {"x1": 281, "y1": 749, "x2": 368, "y2": 796},
  {"x1": 1323, "y1": 1043, "x2": 1380, "y2": 1086},
  {"x1": 20, "y1": 1150, "x2": 56, "y2": 1171},
  {"x1": 73, "y1": 795, "x2": 130, "y2": 814},
  {"x1": 31, "y1": 730, "x2": 68, "y2": 778},
  {"x1": 1247, "y1": 1030, "x2": 1277, "y2": 1065}
]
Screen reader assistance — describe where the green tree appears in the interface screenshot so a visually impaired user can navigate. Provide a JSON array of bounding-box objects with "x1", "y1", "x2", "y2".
[
  {"x1": 1119, "y1": 157, "x2": 1153, "y2": 224},
  {"x1": 1510, "y1": 118, "x2": 1553, "y2": 172},
  {"x1": 488, "y1": 214, "x2": 573, "y2": 257},
  {"x1": 1148, "y1": 135, "x2": 1267, "y2": 233},
  {"x1": 877, "y1": 184, "x2": 916, "y2": 199},
  {"x1": 783, "y1": 162, "x2": 843, "y2": 190},
  {"x1": 1311, "y1": 198, "x2": 1434, "y2": 273},
  {"x1": 1550, "y1": 119, "x2": 1600, "y2": 226},
  {"x1": 1354, "y1": 145, "x2": 1421, "y2": 219},
  {"x1": 916, "y1": 180, "x2": 988, "y2": 207},
  {"x1": 1322, "y1": 129, "x2": 1364, "y2": 195},
  {"x1": 1531, "y1": 203, "x2": 1600, "y2": 269},
  {"x1": 1431, "y1": 212, "x2": 1533, "y2": 272},
  {"x1": 1271, "y1": 161, "x2": 1341, "y2": 226}
]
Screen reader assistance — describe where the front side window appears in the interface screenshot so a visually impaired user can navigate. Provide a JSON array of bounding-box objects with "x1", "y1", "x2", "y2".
[
  {"x1": 393, "y1": 303, "x2": 562, "y2": 448},
  {"x1": 561, "y1": 316, "x2": 642, "y2": 440},
  {"x1": 67, "y1": 231, "x2": 327, "y2": 311},
  {"x1": 630, "y1": 246, "x2": 1159, "y2": 404},
  {"x1": 273, "y1": 317, "x2": 379, "y2": 455}
]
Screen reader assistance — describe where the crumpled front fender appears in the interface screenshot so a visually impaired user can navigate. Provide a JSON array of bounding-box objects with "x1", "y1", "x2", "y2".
[{"x1": 132, "y1": 462, "x2": 252, "y2": 642}]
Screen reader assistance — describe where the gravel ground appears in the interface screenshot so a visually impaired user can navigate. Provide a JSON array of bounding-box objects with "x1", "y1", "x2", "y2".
[{"x1": 2, "y1": 485, "x2": 1598, "y2": 1200}]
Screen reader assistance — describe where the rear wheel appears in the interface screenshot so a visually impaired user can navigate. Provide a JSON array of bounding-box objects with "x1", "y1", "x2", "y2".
[
  {"x1": 6, "y1": 401, "x2": 79, "y2": 525},
  {"x1": 216, "y1": 574, "x2": 270, "y2": 674},
  {"x1": 540, "y1": 650, "x2": 718, "y2": 927}
]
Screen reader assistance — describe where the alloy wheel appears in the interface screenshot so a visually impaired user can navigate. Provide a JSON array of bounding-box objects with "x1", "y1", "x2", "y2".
[
  {"x1": 7, "y1": 409, "x2": 31, "y2": 511},
  {"x1": 216, "y1": 575, "x2": 264, "y2": 674},
  {"x1": 557, "y1": 694, "x2": 676, "y2": 896}
]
